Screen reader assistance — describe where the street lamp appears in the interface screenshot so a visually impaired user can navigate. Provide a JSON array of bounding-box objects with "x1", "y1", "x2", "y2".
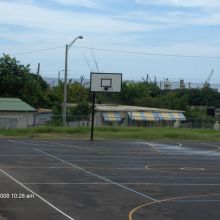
[
  {"x1": 63, "y1": 35, "x2": 83, "y2": 127},
  {"x1": 58, "y1": 69, "x2": 64, "y2": 85}
]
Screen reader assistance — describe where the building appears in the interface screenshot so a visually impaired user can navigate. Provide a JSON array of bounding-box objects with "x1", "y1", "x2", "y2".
[
  {"x1": 34, "y1": 108, "x2": 53, "y2": 126},
  {"x1": 93, "y1": 104, "x2": 186, "y2": 127},
  {"x1": 0, "y1": 98, "x2": 35, "y2": 129}
]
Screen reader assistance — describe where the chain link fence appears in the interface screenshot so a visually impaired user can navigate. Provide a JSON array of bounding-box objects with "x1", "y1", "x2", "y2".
[
  {"x1": 0, "y1": 113, "x2": 219, "y2": 130},
  {"x1": 50, "y1": 115, "x2": 219, "y2": 130}
]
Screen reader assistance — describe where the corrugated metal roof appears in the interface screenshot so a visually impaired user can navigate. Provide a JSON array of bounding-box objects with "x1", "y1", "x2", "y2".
[
  {"x1": 0, "y1": 98, "x2": 35, "y2": 112},
  {"x1": 37, "y1": 108, "x2": 53, "y2": 113},
  {"x1": 95, "y1": 104, "x2": 184, "y2": 113}
]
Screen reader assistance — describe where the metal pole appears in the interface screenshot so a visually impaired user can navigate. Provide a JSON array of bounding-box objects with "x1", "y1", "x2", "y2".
[
  {"x1": 62, "y1": 36, "x2": 83, "y2": 127},
  {"x1": 90, "y1": 92, "x2": 96, "y2": 141},
  {"x1": 37, "y1": 63, "x2": 40, "y2": 77},
  {"x1": 63, "y1": 44, "x2": 68, "y2": 127},
  {"x1": 58, "y1": 71, "x2": 60, "y2": 84},
  {"x1": 37, "y1": 63, "x2": 40, "y2": 87}
]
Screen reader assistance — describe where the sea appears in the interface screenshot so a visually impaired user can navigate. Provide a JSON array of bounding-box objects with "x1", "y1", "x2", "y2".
[{"x1": 44, "y1": 78, "x2": 220, "y2": 91}]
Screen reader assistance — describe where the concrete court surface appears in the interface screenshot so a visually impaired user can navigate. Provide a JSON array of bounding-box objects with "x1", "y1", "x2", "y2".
[{"x1": 0, "y1": 139, "x2": 220, "y2": 220}]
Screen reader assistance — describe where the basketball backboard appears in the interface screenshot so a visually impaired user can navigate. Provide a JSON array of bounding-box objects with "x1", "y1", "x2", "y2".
[{"x1": 90, "y1": 72, "x2": 122, "y2": 93}]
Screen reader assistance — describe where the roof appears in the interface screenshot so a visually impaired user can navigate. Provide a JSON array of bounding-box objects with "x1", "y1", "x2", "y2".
[
  {"x1": 0, "y1": 98, "x2": 35, "y2": 112},
  {"x1": 36, "y1": 108, "x2": 53, "y2": 113},
  {"x1": 95, "y1": 104, "x2": 184, "y2": 113}
]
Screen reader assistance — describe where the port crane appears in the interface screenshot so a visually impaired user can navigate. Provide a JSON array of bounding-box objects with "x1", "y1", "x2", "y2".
[{"x1": 204, "y1": 69, "x2": 214, "y2": 88}]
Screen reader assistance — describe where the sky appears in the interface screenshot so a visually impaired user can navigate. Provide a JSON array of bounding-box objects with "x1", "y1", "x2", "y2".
[{"x1": 0, "y1": 0, "x2": 220, "y2": 84}]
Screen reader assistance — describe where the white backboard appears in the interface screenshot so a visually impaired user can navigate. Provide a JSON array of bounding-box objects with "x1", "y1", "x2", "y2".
[{"x1": 90, "y1": 72, "x2": 122, "y2": 93}]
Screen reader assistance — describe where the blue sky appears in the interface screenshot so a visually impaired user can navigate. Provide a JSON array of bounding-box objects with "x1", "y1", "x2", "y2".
[{"x1": 0, "y1": 0, "x2": 220, "y2": 83}]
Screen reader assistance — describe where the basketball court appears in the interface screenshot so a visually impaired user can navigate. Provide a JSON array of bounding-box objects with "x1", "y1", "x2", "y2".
[{"x1": 0, "y1": 139, "x2": 220, "y2": 220}]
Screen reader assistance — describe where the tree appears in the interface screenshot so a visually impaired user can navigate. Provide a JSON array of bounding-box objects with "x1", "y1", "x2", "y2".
[{"x1": 0, "y1": 54, "x2": 49, "y2": 108}]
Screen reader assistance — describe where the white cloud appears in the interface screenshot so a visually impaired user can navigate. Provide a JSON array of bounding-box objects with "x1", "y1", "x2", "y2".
[
  {"x1": 0, "y1": 0, "x2": 34, "y2": 3},
  {"x1": 136, "y1": 0, "x2": 220, "y2": 8},
  {"x1": 53, "y1": 0, "x2": 99, "y2": 8},
  {"x1": 0, "y1": 1, "x2": 219, "y2": 82},
  {"x1": 117, "y1": 8, "x2": 220, "y2": 29},
  {"x1": 0, "y1": 1, "x2": 153, "y2": 45}
]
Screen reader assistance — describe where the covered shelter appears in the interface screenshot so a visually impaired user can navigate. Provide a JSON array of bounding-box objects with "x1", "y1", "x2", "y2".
[{"x1": 94, "y1": 104, "x2": 186, "y2": 127}]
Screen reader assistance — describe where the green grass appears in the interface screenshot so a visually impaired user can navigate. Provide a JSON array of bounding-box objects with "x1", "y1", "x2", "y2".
[
  {"x1": 0, "y1": 126, "x2": 88, "y2": 139},
  {"x1": 0, "y1": 126, "x2": 220, "y2": 141},
  {"x1": 95, "y1": 127, "x2": 220, "y2": 141}
]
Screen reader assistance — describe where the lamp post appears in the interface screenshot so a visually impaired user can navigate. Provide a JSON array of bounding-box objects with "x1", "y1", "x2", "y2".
[
  {"x1": 58, "y1": 69, "x2": 64, "y2": 85},
  {"x1": 63, "y1": 35, "x2": 83, "y2": 127}
]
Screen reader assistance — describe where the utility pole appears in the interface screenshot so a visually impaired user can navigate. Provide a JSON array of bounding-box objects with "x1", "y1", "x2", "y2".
[
  {"x1": 63, "y1": 44, "x2": 68, "y2": 127},
  {"x1": 37, "y1": 63, "x2": 40, "y2": 85},
  {"x1": 58, "y1": 70, "x2": 64, "y2": 85},
  {"x1": 63, "y1": 35, "x2": 83, "y2": 127}
]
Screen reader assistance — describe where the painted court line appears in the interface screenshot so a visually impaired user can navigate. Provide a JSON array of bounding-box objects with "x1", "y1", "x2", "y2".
[
  {"x1": 35, "y1": 149, "x2": 159, "y2": 203},
  {"x1": 44, "y1": 153, "x2": 220, "y2": 160},
  {"x1": 22, "y1": 182, "x2": 220, "y2": 186},
  {"x1": 0, "y1": 168, "x2": 75, "y2": 220},
  {"x1": 174, "y1": 200, "x2": 220, "y2": 202},
  {"x1": 8, "y1": 140, "x2": 57, "y2": 147},
  {"x1": 142, "y1": 142, "x2": 160, "y2": 153},
  {"x1": 129, "y1": 193, "x2": 220, "y2": 220},
  {"x1": 8, "y1": 140, "x2": 91, "y2": 151},
  {"x1": 0, "y1": 155, "x2": 48, "y2": 157},
  {"x1": 2, "y1": 166, "x2": 70, "y2": 169},
  {"x1": 42, "y1": 141, "x2": 96, "y2": 151}
]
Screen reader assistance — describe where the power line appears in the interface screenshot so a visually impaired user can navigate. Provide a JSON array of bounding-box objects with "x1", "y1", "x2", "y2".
[
  {"x1": 7, "y1": 44, "x2": 220, "y2": 59},
  {"x1": 74, "y1": 45, "x2": 220, "y2": 59},
  {"x1": 10, "y1": 45, "x2": 65, "y2": 56}
]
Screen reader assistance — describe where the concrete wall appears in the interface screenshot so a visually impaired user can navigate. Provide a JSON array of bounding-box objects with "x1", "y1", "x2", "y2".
[
  {"x1": 34, "y1": 113, "x2": 53, "y2": 126},
  {"x1": 0, "y1": 112, "x2": 34, "y2": 129}
]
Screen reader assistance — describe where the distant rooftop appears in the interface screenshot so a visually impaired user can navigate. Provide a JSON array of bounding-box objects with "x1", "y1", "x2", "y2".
[
  {"x1": 0, "y1": 98, "x2": 35, "y2": 112},
  {"x1": 95, "y1": 104, "x2": 184, "y2": 113}
]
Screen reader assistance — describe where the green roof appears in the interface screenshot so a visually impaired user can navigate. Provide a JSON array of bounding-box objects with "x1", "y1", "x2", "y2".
[{"x1": 0, "y1": 98, "x2": 35, "y2": 112}]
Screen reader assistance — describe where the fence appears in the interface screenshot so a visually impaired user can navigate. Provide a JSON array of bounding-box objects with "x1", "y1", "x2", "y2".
[
  {"x1": 50, "y1": 115, "x2": 219, "y2": 130},
  {"x1": 0, "y1": 113, "x2": 219, "y2": 130}
]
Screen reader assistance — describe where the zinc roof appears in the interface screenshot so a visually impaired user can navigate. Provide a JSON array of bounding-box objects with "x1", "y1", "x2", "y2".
[
  {"x1": 0, "y1": 98, "x2": 35, "y2": 112},
  {"x1": 95, "y1": 104, "x2": 184, "y2": 113}
]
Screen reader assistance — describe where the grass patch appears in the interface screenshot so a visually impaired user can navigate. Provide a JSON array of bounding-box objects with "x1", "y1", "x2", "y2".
[
  {"x1": 0, "y1": 126, "x2": 220, "y2": 141},
  {"x1": 95, "y1": 127, "x2": 220, "y2": 141},
  {"x1": 0, "y1": 126, "x2": 88, "y2": 139}
]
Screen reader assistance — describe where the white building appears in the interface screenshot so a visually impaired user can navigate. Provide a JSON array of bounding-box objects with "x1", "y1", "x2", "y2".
[{"x1": 0, "y1": 98, "x2": 35, "y2": 129}]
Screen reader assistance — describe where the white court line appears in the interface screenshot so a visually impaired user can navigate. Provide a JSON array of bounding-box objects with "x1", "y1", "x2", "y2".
[
  {"x1": 38, "y1": 148, "x2": 161, "y2": 154},
  {"x1": 2, "y1": 167, "x2": 145, "y2": 170},
  {"x1": 22, "y1": 182, "x2": 220, "y2": 186},
  {"x1": 36, "y1": 152, "x2": 220, "y2": 160},
  {"x1": 35, "y1": 149, "x2": 159, "y2": 203},
  {"x1": 68, "y1": 159, "x2": 148, "y2": 163},
  {"x1": 38, "y1": 147, "x2": 220, "y2": 157},
  {"x1": 8, "y1": 140, "x2": 57, "y2": 147},
  {"x1": 2, "y1": 167, "x2": 70, "y2": 169},
  {"x1": 41, "y1": 141, "x2": 94, "y2": 151},
  {"x1": 0, "y1": 168, "x2": 75, "y2": 220},
  {"x1": 140, "y1": 142, "x2": 160, "y2": 153},
  {"x1": 8, "y1": 140, "x2": 91, "y2": 151},
  {"x1": 0, "y1": 155, "x2": 48, "y2": 157},
  {"x1": 1, "y1": 153, "x2": 220, "y2": 161},
  {"x1": 39, "y1": 142, "x2": 163, "y2": 153},
  {"x1": 174, "y1": 200, "x2": 220, "y2": 202}
]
